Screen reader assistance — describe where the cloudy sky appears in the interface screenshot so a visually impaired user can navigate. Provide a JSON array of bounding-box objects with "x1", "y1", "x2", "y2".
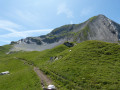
[{"x1": 0, "y1": 0, "x2": 120, "y2": 46}]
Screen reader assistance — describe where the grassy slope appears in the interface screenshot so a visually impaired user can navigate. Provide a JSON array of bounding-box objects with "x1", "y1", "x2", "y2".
[
  {"x1": 13, "y1": 44, "x2": 69, "y2": 66},
  {"x1": 43, "y1": 40, "x2": 120, "y2": 89},
  {"x1": 0, "y1": 45, "x2": 11, "y2": 55},
  {"x1": 11, "y1": 40, "x2": 120, "y2": 90},
  {"x1": 0, "y1": 45, "x2": 42, "y2": 90}
]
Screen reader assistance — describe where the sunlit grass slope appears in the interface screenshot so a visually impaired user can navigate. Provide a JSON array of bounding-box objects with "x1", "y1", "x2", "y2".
[
  {"x1": 42, "y1": 40, "x2": 120, "y2": 89},
  {"x1": 14, "y1": 44, "x2": 69, "y2": 66},
  {"x1": 13, "y1": 40, "x2": 120, "y2": 90},
  {"x1": 0, "y1": 46, "x2": 42, "y2": 90},
  {"x1": 0, "y1": 45, "x2": 11, "y2": 55}
]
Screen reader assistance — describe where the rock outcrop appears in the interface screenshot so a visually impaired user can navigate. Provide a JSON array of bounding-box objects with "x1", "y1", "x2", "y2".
[{"x1": 10, "y1": 14, "x2": 120, "y2": 51}]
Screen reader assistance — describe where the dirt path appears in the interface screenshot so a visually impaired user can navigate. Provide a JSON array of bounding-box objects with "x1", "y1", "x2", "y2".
[
  {"x1": 34, "y1": 67, "x2": 53, "y2": 88},
  {"x1": 14, "y1": 57, "x2": 53, "y2": 88}
]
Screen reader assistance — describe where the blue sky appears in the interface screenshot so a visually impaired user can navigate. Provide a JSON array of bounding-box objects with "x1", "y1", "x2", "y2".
[{"x1": 0, "y1": 0, "x2": 120, "y2": 46}]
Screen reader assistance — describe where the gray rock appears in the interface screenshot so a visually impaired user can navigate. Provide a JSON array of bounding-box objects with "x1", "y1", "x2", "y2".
[{"x1": 10, "y1": 14, "x2": 120, "y2": 51}]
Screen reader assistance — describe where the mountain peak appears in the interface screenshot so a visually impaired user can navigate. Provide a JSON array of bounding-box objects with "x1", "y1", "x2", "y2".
[
  {"x1": 95, "y1": 14, "x2": 108, "y2": 20},
  {"x1": 10, "y1": 15, "x2": 120, "y2": 51},
  {"x1": 97, "y1": 14, "x2": 106, "y2": 17}
]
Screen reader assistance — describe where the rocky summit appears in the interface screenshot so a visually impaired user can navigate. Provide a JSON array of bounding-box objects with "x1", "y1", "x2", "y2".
[{"x1": 10, "y1": 14, "x2": 120, "y2": 51}]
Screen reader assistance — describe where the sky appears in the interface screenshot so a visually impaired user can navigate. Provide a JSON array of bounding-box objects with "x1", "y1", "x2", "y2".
[{"x1": 0, "y1": 0, "x2": 120, "y2": 46}]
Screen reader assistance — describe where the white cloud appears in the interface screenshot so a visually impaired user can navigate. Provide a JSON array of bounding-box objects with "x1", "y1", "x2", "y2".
[
  {"x1": 0, "y1": 19, "x2": 52, "y2": 45},
  {"x1": 0, "y1": 20, "x2": 20, "y2": 28},
  {"x1": 0, "y1": 39, "x2": 11, "y2": 43},
  {"x1": 0, "y1": 29, "x2": 52, "y2": 38},
  {"x1": 15, "y1": 10, "x2": 39, "y2": 23},
  {"x1": 80, "y1": 8, "x2": 93, "y2": 16},
  {"x1": 57, "y1": 3, "x2": 74, "y2": 18},
  {"x1": 0, "y1": 19, "x2": 52, "y2": 38},
  {"x1": 0, "y1": 20, "x2": 22, "y2": 32}
]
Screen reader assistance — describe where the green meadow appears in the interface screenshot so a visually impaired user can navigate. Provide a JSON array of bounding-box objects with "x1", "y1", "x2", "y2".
[
  {"x1": 0, "y1": 45, "x2": 42, "y2": 90},
  {"x1": 0, "y1": 40, "x2": 120, "y2": 90}
]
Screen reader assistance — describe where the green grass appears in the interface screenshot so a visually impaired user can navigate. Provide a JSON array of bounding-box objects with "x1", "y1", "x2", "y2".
[
  {"x1": 89, "y1": 16, "x2": 97, "y2": 22},
  {"x1": 73, "y1": 25, "x2": 90, "y2": 42},
  {"x1": 13, "y1": 44, "x2": 69, "y2": 66},
  {"x1": 0, "y1": 45, "x2": 11, "y2": 55},
  {"x1": 1, "y1": 40, "x2": 120, "y2": 90},
  {"x1": 43, "y1": 40, "x2": 120, "y2": 89},
  {"x1": 0, "y1": 50, "x2": 42, "y2": 90}
]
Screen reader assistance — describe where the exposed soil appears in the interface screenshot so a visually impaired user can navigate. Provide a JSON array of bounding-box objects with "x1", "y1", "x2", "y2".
[{"x1": 34, "y1": 67, "x2": 53, "y2": 88}]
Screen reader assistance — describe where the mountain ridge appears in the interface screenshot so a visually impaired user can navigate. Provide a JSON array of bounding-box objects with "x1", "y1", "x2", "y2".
[{"x1": 10, "y1": 14, "x2": 120, "y2": 51}]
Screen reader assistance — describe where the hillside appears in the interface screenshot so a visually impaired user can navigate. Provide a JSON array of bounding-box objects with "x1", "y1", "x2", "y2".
[
  {"x1": 7, "y1": 40, "x2": 120, "y2": 90},
  {"x1": 0, "y1": 46, "x2": 42, "y2": 90},
  {"x1": 0, "y1": 43, "x2": 69, "y2": 90},
  {"x1": 10, "y1": 14, "x2": 120, "y2": 51},
  {"x1": 0, "y1": 45, "x2": 11, "y2": 55},
  {"x1": 1, "y1": 14, "x2": 120, "y2": 90}
]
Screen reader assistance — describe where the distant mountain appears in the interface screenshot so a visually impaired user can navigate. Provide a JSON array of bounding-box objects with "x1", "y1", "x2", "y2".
[{"x1": 10, "y1": 14, "x2": 120, "y2": 51}]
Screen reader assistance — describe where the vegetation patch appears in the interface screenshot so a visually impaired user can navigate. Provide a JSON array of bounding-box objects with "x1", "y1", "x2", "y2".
[
  {"x1": 89, "y1": 16, "x2": 97, "y2": 22},
  {"x1": 1, "y1": 40, "x2": 120, "y2": 89},
  {"x1": 0, "y1": 48, "x2": 42, "y2": 90},
  {"x1": 73, "y1": 25, "x2": 90, "y2": 42}
]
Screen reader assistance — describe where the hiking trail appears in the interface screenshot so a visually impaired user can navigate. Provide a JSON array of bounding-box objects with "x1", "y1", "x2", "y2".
[{"x1": 34, "y1": 67, "x2": 53, "y2": 88}]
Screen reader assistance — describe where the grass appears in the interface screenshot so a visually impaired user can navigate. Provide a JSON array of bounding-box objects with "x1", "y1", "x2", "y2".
[
  {"x1": 0, "y1": 45, "x2": 11, "y2": 55},
  {"x1": 45, "y1": 40, "x2": 120, "y2": 89},
  {"x1": 40, "y1": 15, "x2": 97, "y2": 43},
  {"x1": 13, "y1": 44, "x2": 69, "y2": 66},
  {"x1": 1, "y1": 40, "x2": 120, "y2": 89},
  {"x1": 89, "y1": 16, "x2": 97, "y2": 22},
  {"x1": 0, "y1": 46, "x2": 42, "y2": 90},
  {"x1": 73, "y1": 25, "x2": 90, "y2": 42}
]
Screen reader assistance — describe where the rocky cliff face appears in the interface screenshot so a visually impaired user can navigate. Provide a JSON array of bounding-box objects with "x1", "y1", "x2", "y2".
[
  {"x1": 87, "y1": 15, "x2": 119, "y2": 42},
  {"x1": 10, "y1": 14, "x2": 120, "y2": 51}
]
